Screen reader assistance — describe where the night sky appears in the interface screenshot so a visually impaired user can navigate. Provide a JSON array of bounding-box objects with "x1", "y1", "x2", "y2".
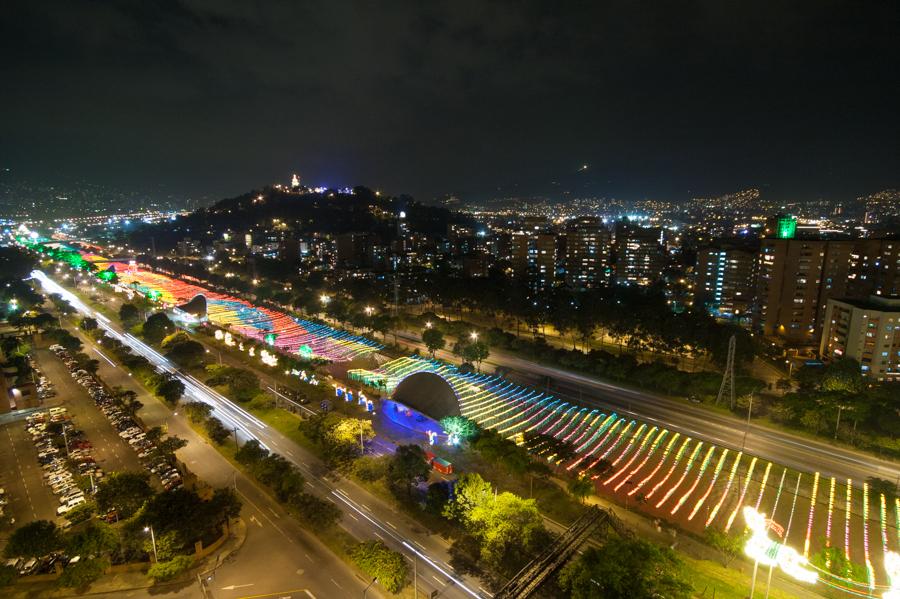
[{"x1": 1, "y1": 1, "x2": 897, "y2": 204}]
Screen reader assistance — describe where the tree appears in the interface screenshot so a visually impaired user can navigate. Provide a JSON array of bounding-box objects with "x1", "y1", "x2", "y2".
[
  {"x1": 461, "y1": 340, "x2": 490, "y2": 371},
  {"x1": 96, "y1": 472, "x2": 154, "y2": 519},
  {"x1": 289, "y1": 492, "x2": 341, "y2": 531},
  {"x1": 3, "y1": 520, "x2": 62, "y2": 558},
  {"x1": 821, "y1": 358, "x2": 865, "y2": 394},
  {"x1": 147, "y1": 555, "x2": 193, "y2": 583},
  {"x1": 350, "y1": 540, "x2": 409, "y2": 594},
  {"x1": 152, "y1": 436, "x2": 188, "y2": 460},
  {"x1": 205, "y1": 417, "x2": 231, "y2": 445},
  {"x1": 164, "y1": 337, "x2": 207, "y2": 369},
  {"x1": 235, "y1": 439, "x2": 269, "y2": 466},
  {"x1": 422, "y1": 327, "x2": 446, "y2": 358},
  {"x1": 326, "y1": 417, "x2": 375, "y2": 453},
  {"x1": 65, "y1": 522, "x2": 119, "y2": 557},
  {"x1": 143, "y1": 312, "x2": 175, "y2": 344},
  {"x1": 704, "y1": 528, "x2": 745, "y2": 567},
  {"x1": 209, "y1": 487, "x2": 242, "y2": 521},
  {"x1": 57, "y1": 558, "x2": 108, "y2": 588},
  {"x1": 0, "y1": 564, "x2": 16, "y2": 587},
  {"x1": 439, "y1": 415, "x2": 479, "y2": 442},
  {"x1": 144, "y1": 531, "x2": 181, "y2": 562},
  {"x1": 79, "y1": 317, "x2": 98, "y2": 331},
  {"x1": 153, "y1": 374, "x2": 185, "y2": 405},
  {"x1": 206, "y1": 366, "x2": 260, "y2": 402},
  {"x1": 119, "y1": 303, "x2": 141, "y2": 327},
  {"x1": 443, "y1": 473, "x2": 494, "y2": 525},
  {"x1": 182, "y1": 401, "x2": 213, "y2": 424},
  {"x1": 567, "y1": 475, "x2": 594, "y2": 504},
  {"x1": 145, "y1": 426, "x2": 165, "y2": 445},
  {"x1": 558, "y1": 538, "x2": 692, "y2": 599},
  {"x1": 386, "y1": 444, "x2": 430, "y2": 496}
]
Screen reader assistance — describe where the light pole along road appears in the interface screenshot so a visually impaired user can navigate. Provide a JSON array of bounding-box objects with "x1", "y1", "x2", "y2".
[
  {"x1": 394, "y1": 331, "x2": 900, "y2": 485},
  {"x1": 32, "y1": 270, "x2": 485, "y2": 599}
]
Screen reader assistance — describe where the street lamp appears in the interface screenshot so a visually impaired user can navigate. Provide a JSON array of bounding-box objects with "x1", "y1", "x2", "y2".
[
  {"x1": 363, "y1": 577, "x2": 378, "y2": 598},
  {"x1": 425, "y1": 321, "x2": 432, "y2": 329},
  {"x1": 319, "y1": 294, "x2": 330, "y2": 305},
  {"x1": 364, "y1": 306, "x2": 374, "y2": 316},
  {"x1": 144, "y1": 525, "x2": 158, "y2": 562},
  {"x1": 470, "y1": 331, "x2": 478, "y2": 341}
]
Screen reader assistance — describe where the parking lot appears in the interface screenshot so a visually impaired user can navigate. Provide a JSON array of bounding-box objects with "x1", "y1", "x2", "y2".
[
  {"x1": 0, "y1": 420, "x2": 60, "y2": 527},
  {"x1": 33, "y1": 348, "x2": 145, "y2": 475}
]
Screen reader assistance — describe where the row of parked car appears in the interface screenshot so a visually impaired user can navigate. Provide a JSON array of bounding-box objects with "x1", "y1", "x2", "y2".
[
  {"x1": 26, "y1": 407, "x2": 104, "y2": 519},
  {"x1": 49, "y1": 344, "x2": 183, "y2": 492}
]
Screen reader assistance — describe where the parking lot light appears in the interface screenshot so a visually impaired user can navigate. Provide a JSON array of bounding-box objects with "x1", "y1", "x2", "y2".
[{"x1": 144, "y1": 525, "x2": 158, "y2": 562}]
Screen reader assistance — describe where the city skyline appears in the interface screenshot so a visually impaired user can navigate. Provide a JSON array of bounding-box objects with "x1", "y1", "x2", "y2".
[{"x1": 1, "y1": 2, "x2": 897, "y2": 204}]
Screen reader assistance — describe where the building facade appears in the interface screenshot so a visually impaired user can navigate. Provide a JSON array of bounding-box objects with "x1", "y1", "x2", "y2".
[
  {"x1": 695, "y1": 242, "x2": 757, "y2": 320},
  {"x1": 564, "y1": 216, "x2": 611, "y2": 287},
  {"x1": 819, "y1": 295, "x2": 900, "y2": 382},
  {"x1": 614, "y1": 223, "x2": 665, "y2": 287}
]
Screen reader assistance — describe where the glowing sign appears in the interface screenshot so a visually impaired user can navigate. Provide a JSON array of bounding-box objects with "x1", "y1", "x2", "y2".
[
  {"x1": 776, "y1": 216, "x2": 797, "y2": 239},
  {"x1": 743, "y1": 506, "x2": 817, "y2": 584}
]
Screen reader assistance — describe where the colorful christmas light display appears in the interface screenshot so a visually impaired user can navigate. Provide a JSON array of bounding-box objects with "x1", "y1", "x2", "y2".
[
  {"x1": 345, "y1": 355, "x2": 899, "y2": 591},
  {"x1": 71, "y1": 248, "x2": 382, "y2": 362}
]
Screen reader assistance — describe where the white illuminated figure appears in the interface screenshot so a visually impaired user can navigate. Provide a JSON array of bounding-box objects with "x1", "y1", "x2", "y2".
[
  {"x1": 743, "y1": 506, "x2": 818, "y2": 584},
  {"x1": 884, "y1": 551, "x2": 900, "y2": 599}
]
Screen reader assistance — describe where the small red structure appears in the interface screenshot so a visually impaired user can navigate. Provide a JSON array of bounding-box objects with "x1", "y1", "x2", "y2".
[{"x1": 424, "y1": 451, "x2": 454, "y2": 475}]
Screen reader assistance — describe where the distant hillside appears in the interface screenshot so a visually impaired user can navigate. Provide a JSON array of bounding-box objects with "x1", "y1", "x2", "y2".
[{"x1": 122, "y1": 185, "x2": 470, "y2": 252}]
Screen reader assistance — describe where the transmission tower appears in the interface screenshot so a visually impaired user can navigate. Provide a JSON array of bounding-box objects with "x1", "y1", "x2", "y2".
[{"x1": 715, "y1": 334, "x2": 736, "y2": 409}]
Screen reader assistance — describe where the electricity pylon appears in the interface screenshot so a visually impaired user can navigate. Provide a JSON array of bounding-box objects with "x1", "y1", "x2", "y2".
[{"x1": 715, "y1": 334, "x2": 736, "y2": 409}]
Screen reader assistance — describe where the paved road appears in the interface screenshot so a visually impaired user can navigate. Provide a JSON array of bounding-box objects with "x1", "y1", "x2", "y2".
[
  {"x1": 35, "y1": 272, "x2": 479, "y2": 599},
  {"x1": 68, "y1": 326, "x2": 374, "y2": 599},
  {"x1": 393, "y1": 331, "x2": 900, "y2": 484}
]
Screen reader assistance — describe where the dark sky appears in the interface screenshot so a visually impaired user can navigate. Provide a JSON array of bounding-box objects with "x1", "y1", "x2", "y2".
[{"x1": 1, "y1": 1, "x2": 897, "y2": 204}]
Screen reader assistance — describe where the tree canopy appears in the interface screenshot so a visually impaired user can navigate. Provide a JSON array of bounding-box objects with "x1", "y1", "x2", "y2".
[{"x1": 559, "y1": 537, "x2": 692, "y2": 599}]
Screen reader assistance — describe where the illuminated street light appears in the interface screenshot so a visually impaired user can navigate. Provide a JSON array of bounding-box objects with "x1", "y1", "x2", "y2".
[
  {"x1": 469, "y1": 331, "x2": 478, "y2": 341},
  {"x1": 320, "y1": 294, "x2": 330, "y2": 305},
  {"x1": 143, "y1": 525, "x2": 158, "y2": 562},
  {"x1": 425, "y1": 321, "x2": 432, "y2": 329},
  {"x1": 364, "y1": 306, "x2": 374, "y2": 315}
]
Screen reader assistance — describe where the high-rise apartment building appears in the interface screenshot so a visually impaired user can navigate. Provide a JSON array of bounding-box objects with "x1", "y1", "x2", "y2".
[
  {"x1": 564, "y1": 217, "x2": 611, "y2": 287},
  {"x1": 614, "y1": 223, "x2": 665, "y2": 287},
  {"x1": 511, "y1": 231, "x2": 557, "y2": 290},
  {"x1": 755, "y1": 238, "x2": 900, "y2": 344},
  {"x1": 694, "y1": 241, "x2": 758, "y2": 320},
  {"x1": 820, "y1": 295, "x2": 900, "y2": 382}
]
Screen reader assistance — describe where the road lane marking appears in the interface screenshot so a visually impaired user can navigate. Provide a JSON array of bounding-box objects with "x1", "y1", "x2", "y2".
[
  {"x1": 432, "y1": 575, "x2": 446, "y2": 585},
  {"x1": 330, "y1": 579, "x2": 343, "y2": 589}
]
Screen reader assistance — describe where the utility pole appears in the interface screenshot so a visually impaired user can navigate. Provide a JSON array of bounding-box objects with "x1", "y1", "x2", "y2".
[
  {"x1": 715, "y1": 335, "x2": 736, "y2": 409},
  {"x1": 834, "y1": 405, "x2": 844, "y2": 439}
]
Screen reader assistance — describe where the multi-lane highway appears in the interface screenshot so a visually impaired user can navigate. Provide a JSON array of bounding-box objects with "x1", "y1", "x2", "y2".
[
  {"x1": 32, "y1": 269, "x2": 484, "y2": 599},
  {"x1": 394, "y1": 331, "x2": 900, "y2": 485}
]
